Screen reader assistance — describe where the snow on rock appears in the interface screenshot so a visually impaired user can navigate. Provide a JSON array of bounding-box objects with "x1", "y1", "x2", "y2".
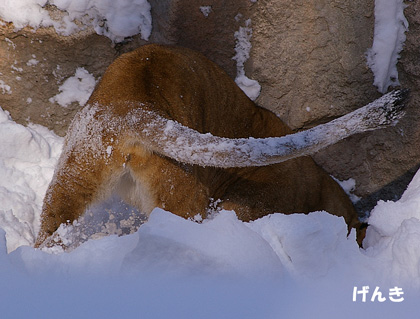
[
  {"x1": 0, "y1": 0, "x2": 152, "y2": 42},
  {"x1": 49, "y1": 67, "x2": 96, "y2": 107},
  {"x1": 0, "y1": 80, "x2": 12, "y2": 95},
  {"x1": 232, "y1": 18, "x2": 261, "y2": 101},
  {"x1": 366, "y1": 0, "x2": 408, "y2": 93},
  {"x1": 234, "y1": 74, "x2": 262, "y2": 102},
  {"x1": 51, "y1": 0, "x2": 153, "y2": 42},
  {"x1": 333, "y1": 177, "x2": 361, "y2": 204},
  {"x1": 0, "y1": 0, "x2": 49, "y2": 30},
  {"x1": 199, "y1": 6, "x2": 212, "y2": 18}
]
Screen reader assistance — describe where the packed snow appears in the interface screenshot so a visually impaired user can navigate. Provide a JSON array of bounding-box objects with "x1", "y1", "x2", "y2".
[
  {"x1": 0, "y1": 0, "x2": 152, "y2": 42},
  {"x1": 1, "y1": 103, "x2": 420, "y2": 317},
  {"x1": 366, "y1": 0, "x2": 408, "y2": 93}
]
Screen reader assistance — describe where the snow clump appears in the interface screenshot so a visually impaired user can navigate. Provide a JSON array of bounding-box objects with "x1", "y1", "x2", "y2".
[{"x1": 49, "y1": 67, "x2": 96, "y2": 107}]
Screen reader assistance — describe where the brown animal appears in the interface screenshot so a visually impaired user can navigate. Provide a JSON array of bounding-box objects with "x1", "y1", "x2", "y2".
[{"x1": 35, "y1": 44, "x2": 407, "y2": 248}]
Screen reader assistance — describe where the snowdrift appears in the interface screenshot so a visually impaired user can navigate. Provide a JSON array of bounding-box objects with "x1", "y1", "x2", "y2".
[{"x1": 1, "y1": 106, "x2": 420, "y2": 317}]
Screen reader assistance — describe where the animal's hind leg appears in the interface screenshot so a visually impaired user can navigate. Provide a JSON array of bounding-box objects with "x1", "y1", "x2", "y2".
[
  {"x1": 35, "y1": 145, "x2": 125, "y2": 248},
  {"x1": 319, "y1": 174, "x2": 366, "y2": 246}
]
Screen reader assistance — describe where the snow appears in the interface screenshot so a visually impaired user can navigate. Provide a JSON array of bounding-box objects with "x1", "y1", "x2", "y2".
[
  {"x1": 333, "y1": 177, "x2": 361, "y2": 204},
  {"x1": 200, "y1": 6, "x2": 212, "y2": 18},
  {"x1": 233, "y1": 19, "x2": 261, "y2": 101},
  {"x1": 0, "y1": 0, "x2": 152, "y2": 42},
  {"x1": 0, "y1": 80, "x2": 12, "y2": 94},
  {"x1": 49, "y1": 67, "x2": 96, "y2": 107},
  {"x1": 26, "y1": 59, "x2": 39, "y2": 67},
  {"x1": 366, "y1": 0, "x2": 408, "y2": 93},
  {"x1": 1, "y1": 104, "x2": 420, "y2": 317},
  {"x1": 0, "y1": 0, "x2": 418, "y2": 316},
  {"x1": 0, "y1": 108, "x2": 62, "y2": 252}
]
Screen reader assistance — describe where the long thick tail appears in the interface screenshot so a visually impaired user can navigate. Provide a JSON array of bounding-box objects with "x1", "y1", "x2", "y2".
[{"x1": 124, "y1": 89, "x2": 409, "y2": 168}]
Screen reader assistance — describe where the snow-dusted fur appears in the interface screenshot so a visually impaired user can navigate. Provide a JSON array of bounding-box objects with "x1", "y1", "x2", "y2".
[{"x1": 35, "y1": 44, "x2": 407, "y2": 248}]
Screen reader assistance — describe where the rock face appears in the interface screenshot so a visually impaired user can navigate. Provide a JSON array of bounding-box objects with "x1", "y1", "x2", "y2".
[
  {"x1": 250, "y1": 0, "x2": 378, "y2": 130},
  {"x1": 310, "y1": 3, "x2": 420, "y2": 214},
  {"x1": 0, "y1": 0, "x2": 251, "y2": 135},
  {"x1": 148, "y1": 0, "x2": 253, "y2": 78},
  {"x1": 0, "y1": 24, "x2": 115, "y2": 135},
  {"x1": 0, "y1": 0, "x2": 419, "y2": 214}
]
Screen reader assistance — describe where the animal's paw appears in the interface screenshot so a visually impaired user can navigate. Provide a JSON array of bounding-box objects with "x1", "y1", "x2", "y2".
[{"x1": 34, "y1": 223, "x2": 80, "y2": 253}]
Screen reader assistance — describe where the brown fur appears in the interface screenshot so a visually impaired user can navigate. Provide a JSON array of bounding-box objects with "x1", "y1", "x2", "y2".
[{"x1": 35, "y1": 44, "x2": 364, "y2": 248}]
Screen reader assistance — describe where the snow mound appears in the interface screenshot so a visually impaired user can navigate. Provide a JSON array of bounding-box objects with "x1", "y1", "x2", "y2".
[
  {"x1": 2, "y1": 106, "x2": 420, "y2": 316},
  {"x1": 0, "y1": 108, "x2": 63, "y2": 252},
  {"x1": 364, "y1": 168, "x2": 420, "y2": 287}
]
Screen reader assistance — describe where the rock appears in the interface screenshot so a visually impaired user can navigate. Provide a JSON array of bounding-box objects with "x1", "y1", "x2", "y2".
[
  {"x1": 0, "y1": 23, "x2": 120, "y2": 136},
  {"x1": 148, "y1": 0, "x2": 253, "y2": 78},
  {"x1": 1, "y1": 0, "x2": 419, "y2": 215},
  {"x1": 0, "y1": 0, "x2": 250, "y2": 135},
  {"x1": 249, "y1": 0, "x2": 378, "y2": 130},
  {"x1": 235, "y1": 0, "x2": 420, "y2": 216},
  {"x1": 311, "y1": 2, "x2": 420, "y2": 215}
]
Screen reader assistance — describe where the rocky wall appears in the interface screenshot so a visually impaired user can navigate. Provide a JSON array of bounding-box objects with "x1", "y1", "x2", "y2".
[
  {"x1": 1, "y1": 0, "x2": 418, "y2": 215},
  {"x1": 309, "y1": 1, "x2": 420, "y2": 214}
]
